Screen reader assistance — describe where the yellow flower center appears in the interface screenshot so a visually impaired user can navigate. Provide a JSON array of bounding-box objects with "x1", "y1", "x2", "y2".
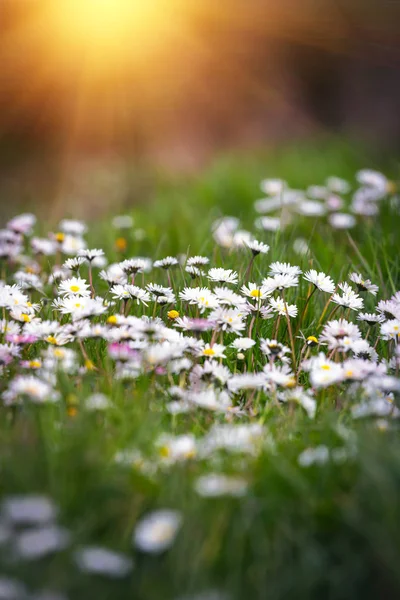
[
  {"x1": 203, "y1": 348, "x2": 215, "y2": 356},
  {"x1": 159, "y1": 446, "x2": 171, "y2": 458},
  {"x1": 85, "y1": 359, "x2": 95, "y2": 370},
  {"x1": 167, "y1": 310, "x2": 180, "y2": 320},
  {"x1": 115, "y1": 237, "x2": 127, "y2": 252},
  {"x1": 47, "y1": 336, "x2": 57, "y2": 345},
  {"x1": 29, "y1": 360, "x2": 41, "y2": 368},
  {"x1": 285, "y1": 378, "x2": 296, "y2": 388},
  {"x1": 307, "y1": 336, "x2": 318, "y2": 346},
  {"x1": 22, "y1": 314, "x2": 31, "y2": 323},
  {"x1": 54, "y1": 349, "x2": 65, "y2": 358},
  {"x1": 55, "y1": 232, "x2": 65, "y2": 243},
  {"x1": 250, "y1": 289, "x2": 261, "y2": 298},
  {"x1": 321, "y1": 365, "x2": 331, "y2": 371},
  {"x1": 345, "y1": 370, "x2": 353, "y2": 377},
  {"x1": 107, "y1": 315, "x2": 118, "y2": 325},
  {"x1": 70, "y1": 285, "x2": 80, "y2": 293}
]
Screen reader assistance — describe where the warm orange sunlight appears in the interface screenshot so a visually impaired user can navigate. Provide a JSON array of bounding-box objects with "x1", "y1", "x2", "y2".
[{"x1": 46, "y1": 0, "x2": 179, "y2": 71}]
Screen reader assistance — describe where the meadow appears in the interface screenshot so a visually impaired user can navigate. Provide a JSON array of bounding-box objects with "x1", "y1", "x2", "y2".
[{"x1": 0, "y1": 140, "x2": 399, "y2": 600}]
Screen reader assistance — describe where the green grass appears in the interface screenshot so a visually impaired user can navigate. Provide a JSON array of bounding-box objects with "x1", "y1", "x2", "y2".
[{"x1": 1, "y1": 139, "x2": 400, "y2": 600}]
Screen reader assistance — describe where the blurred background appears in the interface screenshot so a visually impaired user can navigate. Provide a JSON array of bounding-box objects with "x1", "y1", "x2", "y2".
[{"x1": 0, "y1": 0, "x2": 399, "y2": 221}]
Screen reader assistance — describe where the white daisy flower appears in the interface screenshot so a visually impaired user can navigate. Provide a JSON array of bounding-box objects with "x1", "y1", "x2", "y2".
[
  {"x1": 133, "y1": 510, "x2": 182, "y2": 554},
  {"x1": 194, "y1": 474, "x2": 248, "y2": 498},
  {"x1": 187, "y1": 255, "x2": 210, "y2": 267},
  {"x1": 58, "y1": 277, "x2": 91, "y2": 297},
  {"x1": 214, "y1": 286, "x2": 247, "y2": 308},
  {"x1": 74, "y1": 547, "x2": 133, "y2": 577},
  {"x1": 78, "y1": 248, "x2": 105, "y2": 262},
  {"x1": 63, "y1": 257, "x2": 86, "y2": 271},
  {"x1": 245, "y1": 239, "x2": 270, "y2": 256},
  {"x1": 198, "y1": 343, "x2": 226, "y2": 359},
  {"x1": 231, "y1": 337, "x2": 256, "y2": 351},
  {"x1": 328, "y1": 213, "x2": 356, "y2": 229},
  {"x1": 269, "y1": 297, "x2": 298, "y2": 318},
  {"x1": 381, "y1": 319, "x2": 400, "y2": 340},
  {"x1": 331, "y1": 282, "x2": 363, "y2": 311},
  {"x1": 58, "y1": 219, "x2": 87, "y2": 236},
  {"x1": 269, "y1": 262, "x2": 302, "y2": 277},
  {"x1": 208, "y1": 268, "x2": 238, "y2": 285},
  {"x1": 350, "y1": 273, "x2": 378, "y2": 295},
  {"x1": 303, "y1": 270, "x2": 335, "y2": 294},
  {"x1": 209, "y1": 307, "x2": 246, "y2": 334},
  {"x1": 120, "y1": 258, "x2": 151, "y2": 275},
  {"x1": 185, "y1": 265, "x2": 205, "y2": 278},
  {"x1": 153, "y1": 256, "x2": 179, "y2": 269},
  {"x1": 241, "y1": 283, "x2": 270, "y2": 301},
  {"x1": 262, "y1": 273, "x2": 299, "y2": 293},
  {"x1": 357, "y1": 312, "x2": 384, "y2": 326}
]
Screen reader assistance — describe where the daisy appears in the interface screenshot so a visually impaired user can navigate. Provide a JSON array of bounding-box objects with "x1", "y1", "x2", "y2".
[
  {"x1": 326, "y1": 176, "x2": 351, "y2": 194},
  {"x1": 174, "y1": 317, "x2": 215, "y2": 332},
  {"x1": 99, "y1": 264, "x2": 127, "y2": 286},
  {"x1": 63, "y1": 257, "x2": 86, "y2": 271},
  {"x1": 190, "y1": 361, "x2": 231, "y2": 387},
  {"x1": 245, "y1": 239, "x2": 270, "y2": 256},
  {"x1": 185, "y1": 265, "x2": 205, "y2": 278},
  {"x1": 331, "y1": 283, "x2": 363, "y2": 311},
  {"x1": 302, "y1": 353, "x2": 344, "y2": 388},
  {"x1": 269, "y1": 262, "x2": 302, "y2": 277},
  {"x1": 7, "y1": 213, "x2": 36, "y2": 235},
  {"x1": 241, "y1": 283, "x2": 270, "y2": 301},
  {"x1": 328, "y1": 213, "x2": 356, "y2": 229},
  {"x1": 31, "y1": 237, "x2": 57, "y2": 256},
  {"x1": 260, "y1": 178, "x2": 286, "y2": 195},
  {"x1": 377, "y1": 299, "x2": 400, "y2": 321},
  {"x1": 156, "y1": 434, "x2": 197, "y2": 463},
  {"x1": 58, "y1": 277, "x2": 91, "y2": 297},
  {"x1": 214, "y1": 286, "x2": 247, "y2": 308},
  {"x1": 381, "y1": 319, "x2": 400, "y2": 340},
  {"x1": 303, "y1": 270, "x2": 335, "y2": 294},
  {"x1": 231, "y1": 337, "x2": 256, "y2": 351},
  {"x1": 320, "y1": 319, "x2": 361, "y2": 343},
  {"x1": 198, "y1": 343, "x2": 226, "y2": 359},
  {"x1": 110, "y1": 285, "x2": 131, "y2": 300},
  {"x1": 209, "y1": 307, "x2": 246, "y2": 334},
  {"x1": 153, "y1": 256, "x2": 179, "y2": 269},
  {"x1": 260, "y1": 338, "x2": 290, "y2": 360},
  {"x1": 58, "y1": 219, "x2": 87, "y2": 236},
  {"x1": 120, "y1": 258, "x2": 150, "y2": 275},
  {"x1": 3, "y1": 375, "x2": 57, "y2": 404},
  {"x1": 269, "y1": 296, "x2": 298, "y2": 318},
  {"x1": 133, "y1": 510, "x2": 182, "y2": 554},
  {"x1": 74, "y1": 547, "x2": 132, "y2": 578},
  {"x1": 187, "y1": 255, "x2": 210, "y2": 267},
  {"x1": 146, "y1": 283, "x2": 173, "y2": 297},
  {"x1": 179, "y1": 287, "x2": 219, "y2": 312},
  {"x1": 207, "y1": 268, "x2": 238, "y2": 285},
  {"x1": 357, "y1": 312, "x2": 384, "y2": 326},
  {"x1": 61, "y1": 235, "x2": 87, "y2": 255},
  {"x1": 194, "y1": 474, "x2": 248, "y2": 498},
  {"x1": 125, "y1": 286, "x2": 151, "y2": 306},
  {"x1": 350, "y1": 273, "x2": 378, "y2": 295},
  {"x1": 262, "y1": 273, "x2": 299, "y2": 293},
  {"x1": 78, "y1": 248, "x2": 105, "y2": 262}
]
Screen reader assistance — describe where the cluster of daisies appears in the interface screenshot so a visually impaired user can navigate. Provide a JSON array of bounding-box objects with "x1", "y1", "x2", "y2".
[
  {"x1": 211, "y1": 168, "x2": 398, "y2": 248},
  {"x1": 0, "y1": 168, "x2": 398, "y2": 583}
]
